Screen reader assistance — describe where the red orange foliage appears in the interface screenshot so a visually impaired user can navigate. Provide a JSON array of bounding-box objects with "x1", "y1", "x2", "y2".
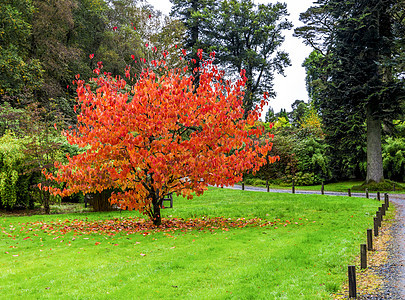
[
  {"x1": 16, "y1": 217, "x2": 308, "y2": 237},
  {"x1": 43, "y1": 54, "x2": 277, "y2": 225}
]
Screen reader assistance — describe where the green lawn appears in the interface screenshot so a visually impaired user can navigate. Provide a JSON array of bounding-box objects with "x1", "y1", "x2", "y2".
[
  {"x1": 0, "y1": 188, "x2": 382, "y2": 299},
  {"x1": 251, "y1": 180, "x2": 404, "y2": 194}
]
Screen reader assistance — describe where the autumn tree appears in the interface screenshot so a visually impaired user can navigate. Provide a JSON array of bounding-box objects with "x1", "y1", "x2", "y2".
[{"x1": 44, "y1": 54, "x2": 276, "y2": 225}]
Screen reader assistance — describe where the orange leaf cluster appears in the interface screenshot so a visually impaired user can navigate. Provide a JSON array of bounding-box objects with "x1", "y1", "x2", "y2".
[
  {"x1": 19, "y1": 217, "x2": 308, "y2": 236},
  {"x1": 43, "y1": 56, "x2": 276, "y2": 216}
]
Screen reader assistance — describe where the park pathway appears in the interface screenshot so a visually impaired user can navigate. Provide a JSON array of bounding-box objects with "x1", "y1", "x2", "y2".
[
  {"x1": 377, "y1": 194, "x2": 405, "y2": 299},
  {"x1": 227, "y1": 184, "x2": 405, "y2": 299}
]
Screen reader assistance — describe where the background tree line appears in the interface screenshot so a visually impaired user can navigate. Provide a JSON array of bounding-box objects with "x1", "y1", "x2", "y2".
[
  {"x1": 1, "y1": 0, "x2": 187, "y2": 211},
  {"x1": 0, "y1": 0, "x2": 292, "y2": 211},
  {"x1": 257, "y1": 0, "x2": 405, "y2": 188},
  {"x1": 0, "y1": 0, "x2": 404, "y2": 212}
]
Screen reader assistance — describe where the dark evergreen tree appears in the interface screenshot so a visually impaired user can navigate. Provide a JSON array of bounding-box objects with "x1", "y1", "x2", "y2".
[
  {"x1": 206, "y1": 0, "x2": 292, "y2": 116},
  {"x1": 170, "y1": 0, "x2": 216, "y2": 88},
  {"x1": 0, "y1": 0, "x2": 43, "y2": 106},
  {"x1": 170, "y1": 0, "x2": 292, "y2": 116},
  {"x1": 276, "y1": 108, "x2": 289, "y2": 121},
  {"x1": 265, "y1": 107, "x2": 277, "y2": 123},
  {"x1": 302, "y1": 50, "x2": 327, "y2": 111},
  {"x1": 289, "y1": 100, "x2": 310, "y2": 128},
  {"x1": 296, "y1": 0, "x2": 404, "y2": 182}
]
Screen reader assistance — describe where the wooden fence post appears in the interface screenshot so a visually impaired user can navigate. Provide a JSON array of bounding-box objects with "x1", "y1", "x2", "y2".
[
  {"x1": 376, "y1": 211, "x2": 381, "y2": 227},
  {"x1": 360, "y1": 244, "x2": 367, "y2": 269},
  {"x1": 292, "y1": 179, "x2": 295, "y2": 194},
  {"x1": 348, "y1": 188, "x2": 352, "y2": 197},
  {"x1": 266, "y1": 180, "x2": 269, "y2": 193},
  {"x1": 242, "y1": 181, "x2": 245, "y2": 191},
  {"x1": 384, "y1": 193, "x2": 389, "y2": 209},
  {"x1": 367, "y1": 229, "x2": 373, "y2": 251},
  {"x1": 348, "y1": 265, "x2": 357, "y2": 298},
  {"x1": 374, "y1": 217, "x2": 379, "y2": 237},
  {"x1": 378, "y1": 207, "x2": 383, "y2": 224},
  {"x1": 365, "y1": 188, "x2": 369, "y2": 199},
  {"x1": 321, "y1": 182, "x2": 324, "y2": 195},
  {"x1": 377, "y1": 192, "x2": 381, "y2": 201}
]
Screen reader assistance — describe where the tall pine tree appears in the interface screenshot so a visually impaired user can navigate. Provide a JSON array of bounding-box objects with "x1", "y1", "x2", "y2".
[
  {"x1": 207, "y1": 0, "x2": 292, "y2": 116},
  {"x1": 297, "y1": 0, "x2": 404, "y2": 182},
  {"x1": 170, "y1": 0, "x2": 292, "y2": 116},
  {"x1": 170, "y1": 0, "x2": 216, "y2": 88}
]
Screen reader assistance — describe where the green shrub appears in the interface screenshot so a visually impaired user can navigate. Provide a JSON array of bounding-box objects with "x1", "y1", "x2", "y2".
[
  {"x1": 0, "y1": 133, "x2": 31, "y2": 209},
  {"x1": 256, "y1": 126, "x2": 330, "y2": 185},
  {"x1": 382, "y1": 137, "x2": 405, "y2": 181},
  {"x1": 292, "y1": 172, "x2": 322, "y2": 186},
  {"x1": 352, "y1": 179, "x2": 403, "y2": 191}
]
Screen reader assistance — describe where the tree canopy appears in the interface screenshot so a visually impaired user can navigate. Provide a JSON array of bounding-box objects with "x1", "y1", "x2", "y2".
[
  {"x1": 296, "y1": 0, "x2": 405, "y2": 182},
  {"x1": 171, "y1": 0, "x2": 292, "y2": 116},
  {"x1": 43, "y1": 56, "x2": 277, "y2": 224}
]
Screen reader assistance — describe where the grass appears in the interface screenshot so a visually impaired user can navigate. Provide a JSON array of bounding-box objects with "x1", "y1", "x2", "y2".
[
  {"x1": 246, "y1": 179, "x2": 404, "y2": 194},
  {"x1": 0, "y1": 188, "x2": 382, "y2": 299}
]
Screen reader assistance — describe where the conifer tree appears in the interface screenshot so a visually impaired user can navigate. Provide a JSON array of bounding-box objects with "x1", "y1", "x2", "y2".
[{"x1": 296, "y1": 0, "x2": 404, "y2": 182}]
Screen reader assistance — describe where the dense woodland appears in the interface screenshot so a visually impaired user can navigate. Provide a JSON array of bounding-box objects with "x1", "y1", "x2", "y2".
[{"x1": 0, "y1": 0, "x2": 404, "y2": 212}]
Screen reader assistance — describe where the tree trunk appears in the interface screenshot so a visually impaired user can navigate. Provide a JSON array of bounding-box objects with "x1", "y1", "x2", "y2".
[
  {"x1": 190, "y1": 0, "x2": 201, "y2": 91},
  {"x1": 89, "y1": 190, "x2": 113, "y2": 211},
  {"x1": 366, "y1": 106, "x2": 384, "y2": 183},
  {"x1": 152, "y1": 198, "x2": 162, "y2": 226},
  {"x1": 43, "y1": 191, "x2": 50, "y2": 214}
]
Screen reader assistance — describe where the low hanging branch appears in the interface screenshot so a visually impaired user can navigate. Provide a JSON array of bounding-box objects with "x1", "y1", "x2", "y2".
[{"x1": 42, "y1": 52, "x2": 278, "y2": 225}]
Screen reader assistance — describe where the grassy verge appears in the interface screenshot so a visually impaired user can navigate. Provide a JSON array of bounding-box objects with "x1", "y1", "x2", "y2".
[
  {"x1": 246, "y1": 180, "x2": 404, "y2": 194},
  {"x1": 0, "y1": 188, "x2": 381, "y2": 299}
]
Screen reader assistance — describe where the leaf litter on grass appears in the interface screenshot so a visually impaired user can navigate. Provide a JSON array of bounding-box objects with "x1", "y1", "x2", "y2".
[{"x1": 7, "y1": 216, "x2": 312, "y2": 237}]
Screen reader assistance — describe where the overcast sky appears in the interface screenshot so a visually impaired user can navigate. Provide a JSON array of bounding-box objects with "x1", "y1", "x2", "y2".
[{"x1": 146, "y1": 0, "x2": 315, "y2": 115}]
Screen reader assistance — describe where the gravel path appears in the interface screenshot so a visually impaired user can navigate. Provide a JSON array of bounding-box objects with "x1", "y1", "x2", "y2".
[
  {"x1": 226, "y1": 185, "x2": 405, "y2": 299},
  {"x1": 373, "y1": 195, "x2": 405, "y2": 299}
]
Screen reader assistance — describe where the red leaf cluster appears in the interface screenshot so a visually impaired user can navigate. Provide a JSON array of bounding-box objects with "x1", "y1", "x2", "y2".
[
  {"x1": 42, "y1": 54, "x2": 277, "y2": 219},
  {"x1": 20, "y1": 216, "x2": 307, "y2": 236}
]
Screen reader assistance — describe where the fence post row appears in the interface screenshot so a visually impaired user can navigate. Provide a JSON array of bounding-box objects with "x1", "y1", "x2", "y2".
[{"x1": 348, "y1": 195, "x2": 390, "y2": 298}]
